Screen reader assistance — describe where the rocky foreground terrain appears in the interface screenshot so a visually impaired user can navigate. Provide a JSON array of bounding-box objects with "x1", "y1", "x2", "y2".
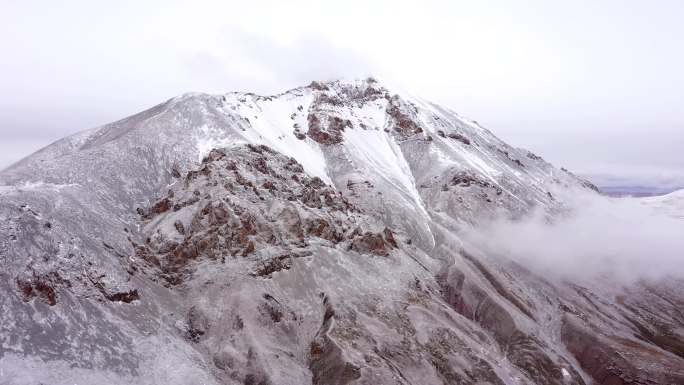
[{"x1": 1, "y1": 79, "x2": 683, "y2": 384}]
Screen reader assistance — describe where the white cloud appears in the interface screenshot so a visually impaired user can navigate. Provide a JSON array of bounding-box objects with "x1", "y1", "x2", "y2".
[{"x1": 464, "y1": 188, "x2": 684, "y2": 283}]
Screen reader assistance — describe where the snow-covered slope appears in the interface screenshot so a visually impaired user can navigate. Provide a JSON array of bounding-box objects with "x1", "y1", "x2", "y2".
[
  {"x1": 641, "y1": 189, "x2": 684, "y2": 219},
  {"x1": 1, "y1": 78, "x2": 682, "y2": 385}
]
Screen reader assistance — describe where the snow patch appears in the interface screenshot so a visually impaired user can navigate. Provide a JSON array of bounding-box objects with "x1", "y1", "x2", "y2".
[
  {"x1": 343, "y1": 122, "x2": 429, "y2": 219},
  {"x1": 221, "y1": 92, "x2": 333, "y2": 185}
]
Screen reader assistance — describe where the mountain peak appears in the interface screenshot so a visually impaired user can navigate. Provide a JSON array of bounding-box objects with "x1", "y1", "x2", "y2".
[
  {"x1": 4, "y1": 79, "x2": 676, "y2": 385},
  {"x1": 306, "y1": 76, "x2": 384, "y2": 91}
]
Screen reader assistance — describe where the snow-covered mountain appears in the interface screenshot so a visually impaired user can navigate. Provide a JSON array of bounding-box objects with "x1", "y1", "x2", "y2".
[{"x1": 1, "y1": 78, "x2": 682, "y2": 385}]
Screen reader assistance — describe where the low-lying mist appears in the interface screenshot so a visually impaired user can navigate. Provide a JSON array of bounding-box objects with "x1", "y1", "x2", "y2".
[{"x1": 465, "y1": 188, "x2": 684, "y2": 284}]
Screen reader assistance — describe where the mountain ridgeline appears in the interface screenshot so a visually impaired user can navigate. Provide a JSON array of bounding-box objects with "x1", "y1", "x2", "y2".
[{"x1": 1, "y1": 79, "x2": 682, "y2": 385}]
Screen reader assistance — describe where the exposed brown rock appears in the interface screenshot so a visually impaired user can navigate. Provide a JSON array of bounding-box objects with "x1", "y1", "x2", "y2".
[
  {"x1": 251, "y1": 156, "x2": 270, "y2": 174},
  {"x1": 285, "y1": 157, "x2": 304, "y2": 173},
  {"x1": 34, "y1": 280, "x2": 56, "y2": 306},
  {"x1": 300, "y1": 187, "x2": 322, "y2": 208},
  {"x1": 149, "y1": 198, "x2": 171, "y2": 216},
  {"x1": 87, "y1": 272, "x2": 140, "y2": 303},
  {"x1": 241, "y1": 240, "x2": 255, "y2": 257},
  {"x1": 16, "y1": 272, "x2": 67, "y2": 306},
  {"x1": 262, "y1": 180, "x2": 277, "y2": 191},
  {"x1": 449, "y1": 171, "x2": 503, "y2": 196},
  {"x1": 309, "y1": 81, "x2": 329, "y2": 91},
  {"x1": 349, "y1": 230, "x2": 396, "y2": 256},
  {"x1": 328, "y1": 116, "x2": 352, "y2": 133},
  {"x1": 315, "y1": 93, "x2": 343, "y2": 106},
  {"x1": 450, "y1": 172, "x2": 490, "y2": 188},
  {"x1": 498, "y1": 149, "x2": 525, "y2": 168},
  {"x1": 362, "y1": 84, "x2": 384, "y2": 100},
  {"x1": 307, "y1": 114, "x2": 349, "y2": 145},
  {"x1": 16, "y1": 278, "x2": 34, "y2": 302},
  {"x1": 306, "y1": 218, "x2": 342, "y2": 243},
  {"x1": 387, "y1": 97, "x2": 422, "y2": 137},
  {"x1": 252, "y1": 254, "x2": 293, "y2": 277},
  {"x1": 447, "y1": 132, "x2": 471, "y2": 145},
  {"x1": 105, "y1": 289, "x2": 140, "y2": 303},
  {"x1": 135, "y1": 145, "x2": 364, "y2": 288},
  {"x1": 202, "y1": 148, "x2": 227, "y2": 163},
  {"x1": 234, "y1": 171, "x2": 253, "y2": 187}
]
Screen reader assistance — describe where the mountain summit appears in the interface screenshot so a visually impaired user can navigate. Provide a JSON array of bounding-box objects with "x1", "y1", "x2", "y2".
[{"x1": 1, "y1": 78, "x2": 682, "y2": 385}]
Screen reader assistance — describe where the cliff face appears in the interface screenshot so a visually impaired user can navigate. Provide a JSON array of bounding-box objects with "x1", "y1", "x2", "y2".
[{"x1": 1, "y1": 78, "x2": 682, "y2": 385}]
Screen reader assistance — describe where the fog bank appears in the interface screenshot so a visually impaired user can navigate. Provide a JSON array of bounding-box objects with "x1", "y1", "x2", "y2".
[{"x1": 466, "y1": 189, "x2": 684, "y2": 283}]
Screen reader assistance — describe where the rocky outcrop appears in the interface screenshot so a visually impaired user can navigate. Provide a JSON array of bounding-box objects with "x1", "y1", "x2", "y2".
[
  {"x1": 134, "y1": 146, "x2": 393, "y2": 285},
  {"x1": 386, "y1": 95, "x2": 423, "y2": 138},
  {"x1": 446, "y1": 132, "x2": 471, "y2": 145},
  {"x1": 307, "y1": 113, "x2": 352, "y2": 145},
  {"x1": 348, "y1": 227, "x2": 397, "y2": 256},
  {"x1": 16, "y1": 274, "x2": 60, "y2": 306}
]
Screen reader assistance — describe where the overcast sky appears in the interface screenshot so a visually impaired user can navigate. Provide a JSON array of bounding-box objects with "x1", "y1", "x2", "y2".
[{"x1": 1, "y1": 0, "x2": 683, "y2": 186}]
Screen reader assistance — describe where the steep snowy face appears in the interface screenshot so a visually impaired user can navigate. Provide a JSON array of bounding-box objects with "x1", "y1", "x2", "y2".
[{"x1": 2, "y1": 79, "x2": 683, "y2": 385}]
